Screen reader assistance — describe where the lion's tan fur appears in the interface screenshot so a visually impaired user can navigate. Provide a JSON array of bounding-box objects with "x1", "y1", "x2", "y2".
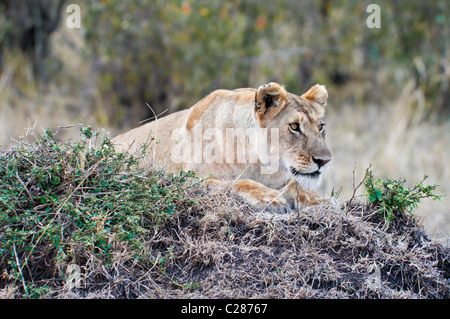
[{"x1": 112, "y1": 82, "x2": 332, "y2": 211}]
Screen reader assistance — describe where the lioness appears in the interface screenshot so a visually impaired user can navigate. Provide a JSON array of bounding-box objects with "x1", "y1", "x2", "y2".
[{"x1": 112, "y1": 82, "x2": 332, "y2": 211}]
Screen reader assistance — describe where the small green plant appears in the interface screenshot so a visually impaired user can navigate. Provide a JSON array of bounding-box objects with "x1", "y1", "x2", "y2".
[{"x1": 364, "y1": 168, "x2": 441, "y2": 227}]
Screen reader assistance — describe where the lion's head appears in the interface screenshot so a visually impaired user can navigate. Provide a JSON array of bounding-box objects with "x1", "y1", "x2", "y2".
[{"x1": 254, "y1": 82, "x2": 332, "y2": 190}]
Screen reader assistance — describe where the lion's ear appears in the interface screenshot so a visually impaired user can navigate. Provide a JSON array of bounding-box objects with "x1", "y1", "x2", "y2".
[
  {"x1": 301, "y1": 84, "x2": 328, "y2": 106},
  {"x1": 254, "y1": 82, "x2": 287, "y2": 127}
]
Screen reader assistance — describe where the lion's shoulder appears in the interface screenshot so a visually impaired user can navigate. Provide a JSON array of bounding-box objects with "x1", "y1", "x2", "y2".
[{"x1": 186, "y1": 88, "x2": 255, "y2": 131}]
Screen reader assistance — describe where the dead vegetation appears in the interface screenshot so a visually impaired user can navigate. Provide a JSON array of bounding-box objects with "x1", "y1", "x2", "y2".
[
  {"x1": 47, "y1": 189, "x2": 450, "y2": 299},
  {"x1": 116, "y1": 188, "x2": 450, "y2": 299},
  {"x1": 0, "y1": 128, "x2": 449, "y2": 299}
]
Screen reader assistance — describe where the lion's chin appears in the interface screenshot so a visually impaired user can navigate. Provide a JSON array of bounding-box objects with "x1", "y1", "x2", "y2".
[
  {"x1": 290, "y1": 167, "x2": 321, "y2": 178},
  {"x1": 290, "y1": 167, "x2": 323, "y2": 191}
]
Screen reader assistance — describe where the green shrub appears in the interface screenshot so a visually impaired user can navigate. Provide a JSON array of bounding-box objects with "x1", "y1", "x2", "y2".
[
  {"x1": 364, "y1": 168, "x2": 441, "y2": 228},
  {"x1": 0, "y1": 125, "x2": 199, "y2": 297}
]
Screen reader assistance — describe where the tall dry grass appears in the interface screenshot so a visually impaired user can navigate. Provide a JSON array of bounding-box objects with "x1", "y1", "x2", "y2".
[
  {"x1": 0, "y1": 29, "x2": 108, "y2": 148},
  {"x1": 327, "y1": 81, "x2": 450, "y2": 238}
]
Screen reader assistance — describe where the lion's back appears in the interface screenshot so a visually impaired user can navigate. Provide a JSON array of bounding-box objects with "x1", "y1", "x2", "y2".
[{"x1": 112, "y1": 109, "x2": 190, "y2": 156}]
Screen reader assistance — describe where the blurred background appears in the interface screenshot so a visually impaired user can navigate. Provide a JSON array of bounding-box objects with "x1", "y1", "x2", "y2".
[{"x1": 0, "y1": 0, "x2": 449, "y2": 237}]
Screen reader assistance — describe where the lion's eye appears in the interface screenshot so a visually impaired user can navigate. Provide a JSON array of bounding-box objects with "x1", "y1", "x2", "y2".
[
  {"x1": 289, "y1": 123, "x2": 301, "y2": 133},
  {"x1": 319, "y1": 123, "x2": 325, "y2": 133}
]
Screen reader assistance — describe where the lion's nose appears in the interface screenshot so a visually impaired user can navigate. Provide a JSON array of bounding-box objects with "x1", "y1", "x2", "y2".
[{"x1": 312, "y1": 157, "x2": 331, "y2": 168}]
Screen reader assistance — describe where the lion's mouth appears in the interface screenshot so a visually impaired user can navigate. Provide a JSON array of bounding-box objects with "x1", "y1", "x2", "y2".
[{"x1": 290, "y1": 167, "x2": 321, "y2": 179}]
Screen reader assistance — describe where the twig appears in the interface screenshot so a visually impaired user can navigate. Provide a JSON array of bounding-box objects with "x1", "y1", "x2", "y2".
[
  {"x1": 13, "y1": 245, "x2": 28, "y2": 296},
  {"x1": 16, "y1": 171, "x2": 32, "y2": 200},
  {"x1": 352, "y1": 162, "x2": 357, "y2": 191},
  {"x1": 138, "y1": 109, "x2": 168, "y2": 124},
  {"x1": 53, "y1": 125, "x2": 76, "y2": 136},
  {"x1": 347, "y1": 163, "x2": 372, "y2": 209},
  {"x1": 145, "y1": 103, "x2": 167, "y2": 164}
]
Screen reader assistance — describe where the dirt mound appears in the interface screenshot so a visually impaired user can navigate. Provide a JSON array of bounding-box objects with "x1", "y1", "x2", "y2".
[
  {"x1": 132, "y1": 185, "x2": 449, "y2": 299},
  {"x1": 36, "y1": 183, "x2": 449, "y2": 299}
]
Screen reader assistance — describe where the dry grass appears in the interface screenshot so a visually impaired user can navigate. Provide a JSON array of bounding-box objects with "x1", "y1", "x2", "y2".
[
  {"x1": 134, "y1": 186, "x2": 450, "y2": 299},
  {"x1": 30, "y1": 185, "x2": 450, "y2": 298},
  {"x1": 327, "y1": 81, "x2": 450, "y2": 238}
]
